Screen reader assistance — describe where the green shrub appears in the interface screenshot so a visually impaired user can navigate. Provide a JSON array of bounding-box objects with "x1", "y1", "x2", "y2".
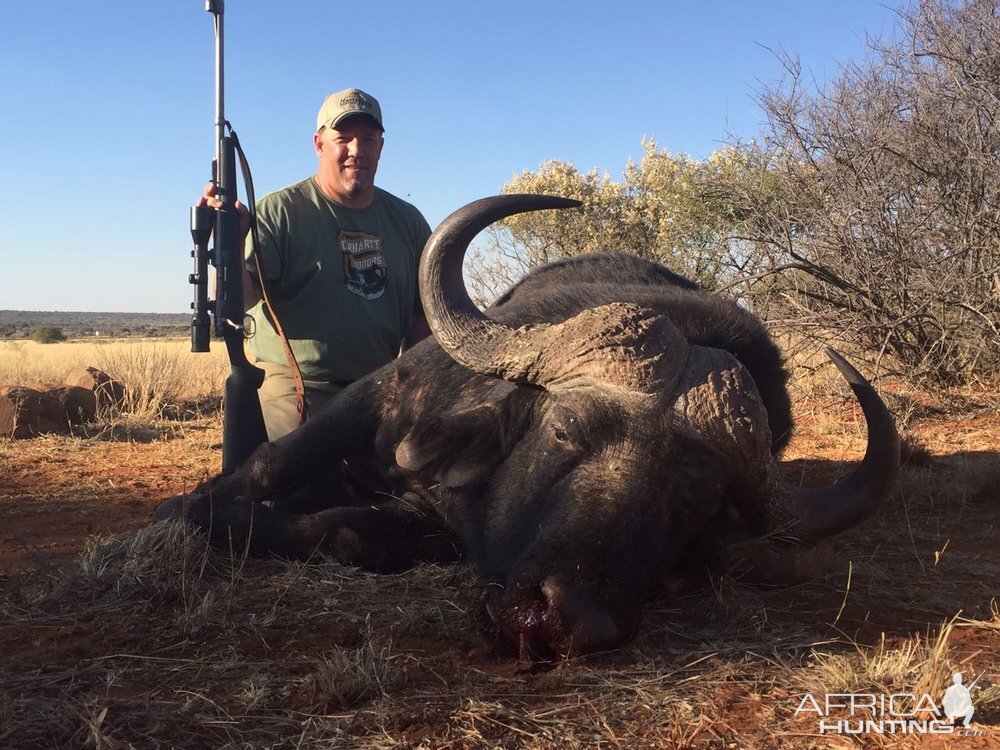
[{"x1": 31, "y1": 325, "x2": 66, "y2": 344}]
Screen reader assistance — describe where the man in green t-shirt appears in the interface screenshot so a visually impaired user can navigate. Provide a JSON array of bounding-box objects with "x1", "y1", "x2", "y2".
[{"x1": 201, "y1": 88, "x2": 431, "y2": 440}]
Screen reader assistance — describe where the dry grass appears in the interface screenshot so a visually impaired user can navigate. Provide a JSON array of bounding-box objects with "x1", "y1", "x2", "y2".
[
  {"x1": 803, "y1": 617, "x2": 959, "y2": 699},
  {"x1": 91, "y1": 339, "x2": 226, "y2": 421},
  {"x1": 0, "y1": 339, "x2": 998, "y2": 747},
  {"x1": 0, "y1": 338, "x2": 228, "y2": 424},
  {"x1": 2, "y1": 518, "x2": 996, "y2": 748}
]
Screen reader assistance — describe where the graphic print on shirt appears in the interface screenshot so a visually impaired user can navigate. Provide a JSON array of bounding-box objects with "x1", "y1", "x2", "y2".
[{"x1": 338, "y1": 229, "x2": 387, "y2": 300}]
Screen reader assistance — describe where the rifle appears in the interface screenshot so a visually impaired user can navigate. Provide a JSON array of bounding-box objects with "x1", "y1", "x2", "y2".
[{"x1": 189, "y1": 0, "x2": 267, "y2": 473}]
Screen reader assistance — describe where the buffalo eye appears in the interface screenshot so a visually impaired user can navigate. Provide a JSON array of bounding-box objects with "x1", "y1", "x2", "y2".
[{"x1": 544, "y1": 407, "x2": 585, "y2": 453}]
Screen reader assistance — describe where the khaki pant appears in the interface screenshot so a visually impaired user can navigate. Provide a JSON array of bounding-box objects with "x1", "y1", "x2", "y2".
[{"x1": 255, "y1": 360, "x2": 347, "y2": 441}]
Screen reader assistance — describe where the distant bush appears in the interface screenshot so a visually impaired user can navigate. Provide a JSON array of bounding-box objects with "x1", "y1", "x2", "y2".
[{"x1": 31, "y1": 325, "x2": 67, "y2": 344}]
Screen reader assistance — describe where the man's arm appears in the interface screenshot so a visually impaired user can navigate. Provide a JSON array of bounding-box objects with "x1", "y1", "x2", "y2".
[
  {"x1": 401, "y1": 216, "x2": 433, "y2": 353},
  {"x1": 243, "y1": 263, "x2": 262, "y2": 312},
  {"x1": 401, "y1": 306, "x2": 430, "y2": 352}
]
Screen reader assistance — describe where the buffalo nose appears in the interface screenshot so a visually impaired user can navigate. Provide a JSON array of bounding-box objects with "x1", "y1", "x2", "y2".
[
  {"x1": 484, "y1": 576, "x2": 623, "y2": 662},
  {"x1": 539, "y1": 576, "x2": 620, "y2": 657}
]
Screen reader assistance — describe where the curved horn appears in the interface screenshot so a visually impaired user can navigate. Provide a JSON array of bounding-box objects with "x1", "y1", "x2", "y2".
[
  {"x1": 674, "y1": 347, "x2": 899, "y2": 542},
  {"x1": 419, "y1": 194, "x2": 581, "y2": 382},
  {"x1": 777, "y1": 347, "x2": 900, "y2": 540}
]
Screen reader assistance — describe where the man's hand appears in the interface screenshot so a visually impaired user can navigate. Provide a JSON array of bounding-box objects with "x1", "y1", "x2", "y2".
[
  {"x1": 199, "y1": 183, "x2": 261, "y2": 311},
  {"x1": 199, "y1": 182, "x2": 252, "y2": 241}
]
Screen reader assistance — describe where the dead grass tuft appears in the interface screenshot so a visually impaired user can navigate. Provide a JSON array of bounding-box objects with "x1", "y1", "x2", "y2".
[
  {"x1": 291, "y1": 620, "x2": 407, "y2": 712},
  {"x1": 92, "y1": 339, "x2": 223, "y2": 424},
  {"x1": 805, "y1": 618, "x2": 957, "y2": 699}
]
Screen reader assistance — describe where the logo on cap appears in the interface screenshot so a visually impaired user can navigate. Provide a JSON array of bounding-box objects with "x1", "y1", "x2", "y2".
[{"x1": 340, "y1": 93, "x2": 371, "y2": 111}]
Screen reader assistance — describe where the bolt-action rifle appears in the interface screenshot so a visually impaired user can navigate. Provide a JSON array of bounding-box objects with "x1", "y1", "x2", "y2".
[{"x1": 189, "y1": 0, "x2": 267, "y2": 473}]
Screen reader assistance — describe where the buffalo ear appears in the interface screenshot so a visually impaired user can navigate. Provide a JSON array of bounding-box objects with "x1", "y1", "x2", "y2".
[
  {"x1": 394, "y1": 384, "x2": 533, "y2": 490},
  {"x1": 394, "y1": 425, "x2": 438, "y2": 473},
  {"x1": 394, "y1": 405, "x2": 509, "y2": 489}
]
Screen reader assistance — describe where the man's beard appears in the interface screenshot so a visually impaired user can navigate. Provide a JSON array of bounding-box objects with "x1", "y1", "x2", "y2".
[
  {"x1": 344, "y1": 181, "x2": 366, "y2": 197},
  {"x1": 342, "y1": 172, "x2": 371, "y2": 197}
]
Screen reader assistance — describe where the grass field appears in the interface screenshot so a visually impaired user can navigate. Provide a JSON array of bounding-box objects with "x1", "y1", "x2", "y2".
[
  {"x1": 0, "y1": 338, "x2": 228, "y2": 398},
  {"x1": 0, "y1": 339, "x2": 998, "y2": 748},
  {"x1": 0, "y1": 338, "x2": 229, "y2": 424}
]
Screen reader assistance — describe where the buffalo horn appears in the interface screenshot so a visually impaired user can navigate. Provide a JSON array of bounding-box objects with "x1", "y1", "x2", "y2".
[
  {"x1": 776, "y1": 348, "x2": 900, "y2": 540},
  {"x1": 674, "y1": 346, "x2": 898, "y2": 541},
  {"x1": 419, "y1": 194, "x2": 581, "y2": 383}
]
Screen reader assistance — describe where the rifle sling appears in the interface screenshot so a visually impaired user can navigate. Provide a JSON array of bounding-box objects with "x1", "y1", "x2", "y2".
[{"x1": 232, "y1": 127, "x2": 309, "y2": 425}]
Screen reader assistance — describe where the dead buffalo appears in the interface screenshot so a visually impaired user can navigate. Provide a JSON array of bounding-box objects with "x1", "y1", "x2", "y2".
[{"x1": 155, "y1": 194, "x2": 900, "y2": 661}]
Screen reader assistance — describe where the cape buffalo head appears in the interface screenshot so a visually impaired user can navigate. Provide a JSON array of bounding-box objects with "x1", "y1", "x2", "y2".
[{"x1": 411, "y1": 195, "x2": 900, "y2": 660}]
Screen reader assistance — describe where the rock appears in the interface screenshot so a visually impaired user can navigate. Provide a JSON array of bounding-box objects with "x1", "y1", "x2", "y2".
[
  {"x1": 48, "y1": 386, "x2": 98, "y2": 425},
  {"x1": 0, "y1": 386, "x2": 66, "y2": 438},
  {"x1": 64, "y1": 367, "x2": 126, "y2": 410}
]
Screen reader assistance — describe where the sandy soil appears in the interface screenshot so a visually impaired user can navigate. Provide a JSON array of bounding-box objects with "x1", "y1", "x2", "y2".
[{"x1": 0, "y1": 394, "x2": 997, "y2": 748}]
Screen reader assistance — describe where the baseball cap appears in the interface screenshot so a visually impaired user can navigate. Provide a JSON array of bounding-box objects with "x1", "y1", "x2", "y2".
[{"x1": 316, "y1": 88, "x2": 384, "y2": 132}]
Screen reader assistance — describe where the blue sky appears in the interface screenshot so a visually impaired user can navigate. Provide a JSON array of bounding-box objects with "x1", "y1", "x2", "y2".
[{"x1": 0, "y1": 1, "x2": 902, "y2": 313}]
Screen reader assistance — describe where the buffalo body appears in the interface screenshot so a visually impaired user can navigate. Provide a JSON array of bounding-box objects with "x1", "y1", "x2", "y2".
[{"x1": 156, "y1": 195, "x2": 899, "y2": 661}]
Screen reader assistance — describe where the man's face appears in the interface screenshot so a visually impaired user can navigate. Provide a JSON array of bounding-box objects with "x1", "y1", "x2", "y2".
[{"x1": 314, "y1": 115, "x2": 384, "y2": 207}]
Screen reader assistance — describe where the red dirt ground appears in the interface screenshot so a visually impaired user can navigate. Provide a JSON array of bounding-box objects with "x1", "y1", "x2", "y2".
[
  {"x1": 0, "y1": 399, "x2": 998, "y2": 747},
  {"x1": 0, "y1": 421, "x2": 220, "y2": 574}
]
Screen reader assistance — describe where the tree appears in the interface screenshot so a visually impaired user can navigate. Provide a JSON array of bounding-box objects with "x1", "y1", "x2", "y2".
[
  {"x1": 31, "y1": 325, "x2": 66, "y2": 344},
  {"x1": 736, "y1": 0, "x2": 1000, "y2": 384},
  {"x1": 466, "y1": 142, "x2": 760, "y2": 306}
]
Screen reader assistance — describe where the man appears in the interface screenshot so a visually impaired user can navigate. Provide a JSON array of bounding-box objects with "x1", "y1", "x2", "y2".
[{"x1": 202, "y1": 88, "x2": 431, "y2": 440}]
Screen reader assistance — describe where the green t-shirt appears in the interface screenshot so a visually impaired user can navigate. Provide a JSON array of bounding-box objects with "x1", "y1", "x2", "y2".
[{"x1": 245, "y1": 177, "x2": 431, "y2": 382}]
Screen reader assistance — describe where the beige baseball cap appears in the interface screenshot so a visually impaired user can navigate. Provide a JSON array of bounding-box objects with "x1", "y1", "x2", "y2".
[{"x1": 316, "y1": 88, "x2": 384, "y2": 132}]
